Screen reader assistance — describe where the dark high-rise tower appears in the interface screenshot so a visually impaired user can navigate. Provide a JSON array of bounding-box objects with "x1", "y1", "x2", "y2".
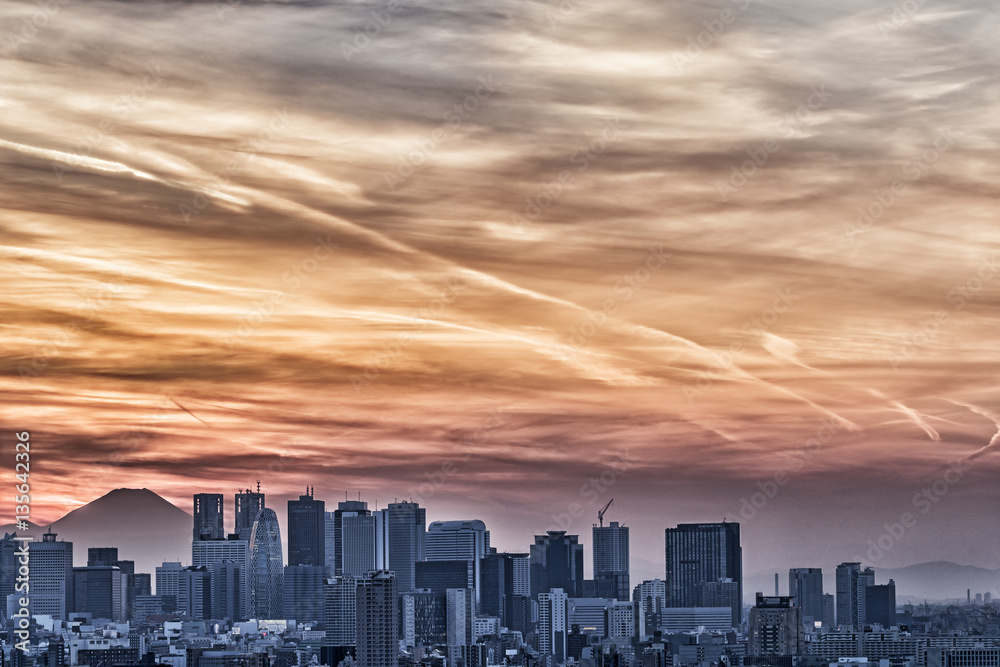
[
  {"x1": 235, "y1": 487, "x2": 265, "y2": 540},
  {"x1": 789, "y1": 568, "x2": 824, "y2": 627},
  {"x1": 530, "y1": 531, "x2": 584, "y2": 598},
  {"x1": 288, "y1": 487, "x2": 326, "y2": 567},
  {"x1": 194, "y1": 493, "x2": 224, "y2": 541},
  {"x1": 593, "y1": 521, "x2": 630, "y2": 601},
  {"x1": 331, "y1": 500, "x2": 375, "y2": 577},
  {"x1": 836, "y1": 562, "x2": 874, "y2": 629},
  {"x1": 356, "y1": 570, "x2": 398, "y2": 667},
  {"x1": 664, "y1": 522, "x2": 742, "y2": 626},
  {"x1": 381, "y1": 501, "x2": 425, "y2": 592}
]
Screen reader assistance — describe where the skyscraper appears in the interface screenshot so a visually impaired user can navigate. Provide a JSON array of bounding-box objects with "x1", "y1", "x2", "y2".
[
  {"x1": 235, "y1": 487, "x2": 265, "y2": 541},
  {"x1": 72, "y1": 566, "x2": 125, "y2": 621},
  {"x1": 836, "y1": 562, "x2": 875, "y2": 629},
  {"x1": 249, "y1": 508, "x2": 284, "y2": 619},
  {"x1": 192, "y1": 538, "x2": 250, "y2": 619},
  {"x1": 355, "y1": 571, "x2": 398, "y2": 667},
  {"x1": 748, "y1": 594, "x2": 804, "y2": 658},
  {"x1": 29, "y1": 530, "x2": 73, "y2": 619},
  {"x1": 865, "y1": 579, "x2": 897, "y2": 628},
  {"x1": 530, "y1": 531, "x2": 584, "y2": 599},
  {"x1": 538, "y1": 588, "x2": 569, "y2": 661},
  {"x1": 425, "y1": 520, "x2": 489, "y2": 605},
  {"x1": 664, "y1": 522, "x2": 742, "y2": 627},
  {"x1": 194, "y1": 494, "x2": 224, "y2": 541},
  {"x1": 633, "y1": 579, "x2": 666, "y2": 640},
  {"x1": 593, "y1": 521, "x2": 630, "y2": 602},
  {"x1": 288, "y1": 488, "x2": 325, "y2": 567},
  {"x1": 381, "y1": 501, "x2": 425, "y2": 593},
  {"x1": 211, "y1": 561, "x2": 242, "y2": 621},
  {"x1": 789, "y1": 568, "x2": 824, "y2": 627},
  {"x1": 330, "y1": 501, "x2": 376, "y2": 577}
]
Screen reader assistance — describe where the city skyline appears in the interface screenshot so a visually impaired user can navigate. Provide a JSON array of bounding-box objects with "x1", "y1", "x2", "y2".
[{"x1": 3, "y1": 0, "x2": 1000, "y2": 599}]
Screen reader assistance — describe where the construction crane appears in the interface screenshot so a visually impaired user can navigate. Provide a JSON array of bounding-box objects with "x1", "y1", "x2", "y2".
[{"x1": 597, "y1": 498, "x2": 614, "y2": 527}]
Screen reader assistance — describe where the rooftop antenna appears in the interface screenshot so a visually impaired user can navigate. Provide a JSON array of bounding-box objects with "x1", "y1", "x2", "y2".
[
  {"x1": 597, "y1": 498, "x2": 614, "y2": 527},
  {"x1": 256, "y1": 481, "x2": 260, "y2": 493}
]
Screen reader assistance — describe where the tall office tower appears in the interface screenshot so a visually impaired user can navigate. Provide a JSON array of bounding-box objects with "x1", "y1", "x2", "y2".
[
  {"x1": 212, "y1": 561, "x2": 242, "y2": 621},
  {"x1": 633, "y1": 579, "x2": 667, "y2": 640},
  {"x1": 332, "y1": 501, "x2": 376, "y2": 577},
  {"x1": 531, "y1": 531, "x2": 584, "y2": 599},
  {"x1": 481, "y1": 552, "x2": 515, "y2": 627},
  {"x1": 385, "y1": 501, "x2": 426, "y2": 592},
  {"x1": 29, "y1": 530, "x2": 74, "y2": 619},
  {"x1": 288, "y1": 488, "x2": 326, "y2": 567},
  {"x1": 356, "y1": 571, "x2": 398, "y2": 667},
  {"x1": 283, "y1": 565, "x2": 326, "y2": 622},
  {"x1": 425, "y1": 520, "x2": 490, "y2": 606},
  {"x1": 748, "y1": 595, "x2": 804, "y2": 658},
  {"x1": 171, "y1": 566, "x2": 211, "y2": 619},
  {"x1": 72, "y1": 566, "x2": 125, "y2": 621},
  {"x1": 593, "y1": 521, "x2": 630, "y2": 602},
  {"x1": 235, "y1": 487, "x2": 265, "y2": 540},
  {"x1": 194, "y1": 494, "x2": 224, "y2": 541},
  {"x1": 789, "y1": 568, "x2": 824, "y2": 627},
  {"x1": 249, "y1": 508, "x2": 284, "y2": 619},
  {"x1": 821, "y1": 593, "x2": 835, "y2": 627},
  {"x1": 858, "y1": 566, "x2": 875, "y2": 626},
  {"x1": 700, "y1": 578, "x2": 740, "y2": 613},
  {"x1": 664, "y1": 522, "x2": 742, "y2": 627},
  {"x1": 324, "y1": 576, "x2": 358, "y2": 667},
  {"x1": 192, "y1": 538, "x2": 250, "y2": 619},
  {"x1": 836, "y1": 562, "x2": 876, "y2": 630},
  {"x1": 445, "y1": 588, "x2": 474, "y2": 666},
  {"x1": 865, "y1": 579, "x2": 897, "y2": 628},
  {"x1": 538, "y1": 588, "x2": 570, "y2": 662},
  {"x1": 155, "y1": 562, "x2": 182, "y2": 598},
  {"x1": 87, "y1": 547, "x2": 119, "y2": 567}
]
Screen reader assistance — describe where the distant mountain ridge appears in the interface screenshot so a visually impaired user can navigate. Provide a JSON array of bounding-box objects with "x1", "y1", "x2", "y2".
[{"x1": 0, "y1": 488, "x2": 191, "y2": 577}]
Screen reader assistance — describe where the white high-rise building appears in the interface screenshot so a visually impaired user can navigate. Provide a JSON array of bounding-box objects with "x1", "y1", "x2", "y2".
[
  {"x1": 538, "y1": 588, "x2": 569, "y2": 661},
  {"x1": 29, "y1": 531, "x2": 73, "y2": 619}
]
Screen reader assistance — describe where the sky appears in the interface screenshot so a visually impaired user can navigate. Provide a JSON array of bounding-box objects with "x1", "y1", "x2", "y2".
[{"x1": 1, "y1": 0, "x2": 1000, "y2": 585}]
